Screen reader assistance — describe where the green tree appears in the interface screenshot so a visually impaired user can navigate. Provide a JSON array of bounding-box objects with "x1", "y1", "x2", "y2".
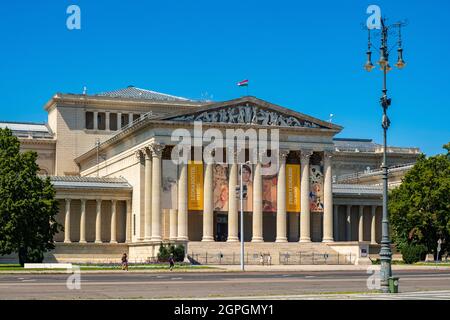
[
  {"x1": 0, "y1": 128, "x2": 61, "y2": 266},
  {"x1": 389, "y1": 143, "x2": 450, "y2": 259}
]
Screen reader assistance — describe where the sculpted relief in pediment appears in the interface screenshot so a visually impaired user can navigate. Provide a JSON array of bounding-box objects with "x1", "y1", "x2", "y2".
[{"x1": 169, "y1": 105, "x2": 323, "y2": 128}]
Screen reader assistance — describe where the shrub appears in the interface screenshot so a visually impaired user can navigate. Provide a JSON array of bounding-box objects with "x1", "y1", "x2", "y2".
[
  {"x1": 157, "y1": 244, "x2": 185, "y2": 262},
  {"x1": 401, "y1": 244, "x2": 427, "y2": 264}
]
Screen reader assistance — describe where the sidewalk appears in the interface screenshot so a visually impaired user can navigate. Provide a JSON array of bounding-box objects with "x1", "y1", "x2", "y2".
[{"x1": 208, "y1": 264, "x2": 450, "y2": 272}]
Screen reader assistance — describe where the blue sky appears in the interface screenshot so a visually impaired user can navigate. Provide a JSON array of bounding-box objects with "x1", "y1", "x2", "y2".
[{"x1": 0, "y1": 0, "x2": 449, "y2": 155}]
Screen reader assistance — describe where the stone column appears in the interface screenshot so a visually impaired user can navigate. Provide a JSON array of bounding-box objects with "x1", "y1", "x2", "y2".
[
  {"x1": 95, "y1": 199, "x2": 102, "y2": 243},
  {"x1": 346, "y1": 205, "x2": 352, "y2": 241},
  {"x1": 371, "y1": 206, "x2": 377, "y2": 244},
  {"x1": 126, "y1": 199, "x2": 132, "y2": 243},
  {"x1": 150, "y1": 143, "x2": 164, "y2": 241},
  {"x1": 228, "y1": 157, "x2": 239, "y2": 242},
  {"x1": 322, "y1": 151, "x2": 334, "y2": 242},
  {"x1": 105, "y1": 111, "x2": 110, "y2": 131},
  {"x1": 117, "y1": 112, "x2": 122, "y2": 130},
  {"x1": 93, "y1": 111, "x2": 98, "y2": 130},
  {"x1": 358, "y1": 206, "x2": 364, "y2": 242},
  {"x1": 276, "y1": 150, "x2": 289, "y2": 242},
  {"x1": 202, "y1": 160, "x2": 214, "y2": 241},
  {"x1": 252, "y1": 160, "x2": 263, "y2": 242},
  {"x1": 134, "y1": 150, "x2": 144, "y2": 241},
  {"x1": 333, "y1": 204, "x2": 339, "y2": 242},
  {"x1": 169, "y1": 209, "x2": 178, "y2": 241},
  {"x1": 64, "y1": 199, "x2": 71, "y2": 243},
  {"x1": 128, "y1": 113, "x2": 133, "y2": 125},
  {"x1": 79, "y1": 199, "x2": 87, "y2": 243},
  {"x1": 143, "y1": 148, "x2": 152, "y2": 241},
  {"x1": 300, "y1": 150, "x2": 313, "y2": 242},
  {"x1": 177, "y1": 162, "x2": 189, "y2": 241},
  {"x1": 110, "y1": 200, "x2": 117, "y2": 243}
]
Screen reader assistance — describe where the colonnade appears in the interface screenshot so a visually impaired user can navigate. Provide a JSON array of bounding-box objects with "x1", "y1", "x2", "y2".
[{"x1": 63, "y1": 198, "x2": 131, "y2": 243}]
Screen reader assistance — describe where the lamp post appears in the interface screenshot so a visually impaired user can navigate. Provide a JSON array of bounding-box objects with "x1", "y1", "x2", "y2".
[{"x1": 364, "y1": 17, "x2": 406, "y2": 293}]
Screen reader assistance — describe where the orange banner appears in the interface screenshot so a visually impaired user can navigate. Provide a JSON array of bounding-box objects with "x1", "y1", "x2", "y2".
[
  {"x1": 188, "y1": 161, "x2": 204, "y2": 211},
  {"x1": 286, "y1": 164, "x2": 300, "y2": 212}
]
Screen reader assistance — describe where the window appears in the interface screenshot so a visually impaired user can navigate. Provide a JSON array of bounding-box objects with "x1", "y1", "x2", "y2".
[
  {"x1": 97, "y1": 112, "x2": 106, "y2": 130},
  {"x1": 133, "y1": 214, "x2": 136, "y2": 236},
  {"x1": 109, "y1": 113, "x2": 118, "y2": 131},
  {"x1": 86, "y1": 112, "x2": 94, "y2": 129},
  {"x1": 121, "y1": 114, "x2": 129, "y2": 128}
]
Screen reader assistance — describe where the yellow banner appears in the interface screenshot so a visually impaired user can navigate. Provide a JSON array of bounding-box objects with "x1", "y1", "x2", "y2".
[
  {"x1": 286, "y1": 164, "x2": 300, "y2": 212},
  {"x1": 188, "y1": 161, "x2": 204, "y2": 211}
]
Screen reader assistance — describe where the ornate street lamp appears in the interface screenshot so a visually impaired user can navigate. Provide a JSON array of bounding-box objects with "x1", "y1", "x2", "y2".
[{"x1": 364, "y1": 17, "x2": 407, "y2": 293}]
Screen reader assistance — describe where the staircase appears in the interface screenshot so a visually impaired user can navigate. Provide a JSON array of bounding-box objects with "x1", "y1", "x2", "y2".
[{"x1": 187, "y1": 241, "x2": 351, "y2": 265}]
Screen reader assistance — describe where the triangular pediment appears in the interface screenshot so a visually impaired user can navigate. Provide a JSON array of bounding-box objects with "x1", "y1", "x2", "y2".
[{"x1": 163, "y1": 96, "x2": 341, "y2": 130}]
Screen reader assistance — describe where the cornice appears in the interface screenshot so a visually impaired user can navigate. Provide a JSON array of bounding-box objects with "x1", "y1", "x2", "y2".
[{"x1": 44, "y1": 93, "x2": 205, "y2": 111}]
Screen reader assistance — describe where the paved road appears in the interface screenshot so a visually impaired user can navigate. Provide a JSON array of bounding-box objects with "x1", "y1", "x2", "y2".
[{"x1": 1, "y1": 270, "x2": 450, "y2": 299}]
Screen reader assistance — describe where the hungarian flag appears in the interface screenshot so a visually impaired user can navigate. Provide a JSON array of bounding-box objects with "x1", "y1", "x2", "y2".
[{"x1": 237, "y1": 79, "x2": 249, "y2": 87}]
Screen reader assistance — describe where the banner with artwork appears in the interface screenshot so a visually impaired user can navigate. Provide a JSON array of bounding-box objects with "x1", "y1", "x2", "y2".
[
  {"x1": 162, "y1": 160, "x2": 178, "y2": 210},
  {"x1": 188, "y1": 161, "x2": 204, "y2": 211},
  {"x1": 239, "y1": 164, "x2": 253, "y2": 211},
  {"x1": 262, "y1": 163, "x2": 277, "y2": 212},
  {"x1": 213, "y1": 164, "x2": 229, "y2": 211},
  {"x1": 309, "y1": 165, "x2": 324, "y2": 212},
  {"x1": 286, "y1": 164, "x2": 300, "y2": 212}
]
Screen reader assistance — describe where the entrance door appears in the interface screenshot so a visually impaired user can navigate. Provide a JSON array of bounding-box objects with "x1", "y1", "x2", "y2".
[{"x1": 216, "y1": 214, "x2": 228, "y2": 241}]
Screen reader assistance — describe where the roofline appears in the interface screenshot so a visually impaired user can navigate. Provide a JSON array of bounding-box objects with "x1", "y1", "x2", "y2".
[
  {"x1": 162, "y1": 96, "x2": 344, "y2": 131},
  {"x1": 0, "y1": 120, "x2": 47, "y2": 126},
  {"x1": 43, "y1": 93, "x2": 208, "y2": 111},
  {"x1": 333, "y1": 138, "x2": 373, "y2": 142}
]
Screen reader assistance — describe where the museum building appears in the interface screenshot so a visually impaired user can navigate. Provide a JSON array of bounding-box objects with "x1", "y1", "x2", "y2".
[{"x1": 0, "y1": 87, "x2": 420, "y2": 264}]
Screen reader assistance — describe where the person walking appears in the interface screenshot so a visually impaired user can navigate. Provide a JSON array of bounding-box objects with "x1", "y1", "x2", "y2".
[
  {"x1": 259, "y1": 253, "x2": 264, "y2": 266},
  {"x1": 168, "y1": 254, "x2": 175, "y2": 271},
  {"x1": 121, "y1": 253, "x2": 128, "y2": 271},
  {"x1": 267, "y1": 253, "x2": 271, "y2": 266}
]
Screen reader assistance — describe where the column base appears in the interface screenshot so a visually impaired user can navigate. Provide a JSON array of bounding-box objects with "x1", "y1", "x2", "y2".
[
  {"x1": 95, "y1": 240, "x2": 103, "y2": 244},
  {"x1": 177, "y1": 236, "x2": 189, "y2": 241},
  {"x1": 371, "y1": 241, "x2": 378, "y2": 245},
  {"x1": 201, "y1": 237, "x2": 214, "y2": 242},
  {"x1": 64, "y1": 240, "x2": 72, "y2": 244},
  {"x1": 227, "y1": 237, "x2": 239, "y2": 242},
  {"x1": 299, "y1": 238, "x2": 311, "y2": 243},
  {"x1": 169, "y1": 237, "x2": 178, "y2": 241},
  {"x1": 251, "y1": 237, "x2": 264, "y2": 242},
  {"x1": 110, "y1": 240, "x2": 118, "y2": 244},
  {"x1": 151, "y1": 236, "x2": 162, "y2": 242},
  {"x1": 144, "y1": 236, "x2": 152, "y2": 241},
  {"x1": 322, "y1": 238, "x2": 334, "y2": 243},
  {"x1": 275, "y1": 238, "x2": 287, "y2": 243},
  {"x1": 79, "y1": 240, "x2": 87, "y2": 244}
]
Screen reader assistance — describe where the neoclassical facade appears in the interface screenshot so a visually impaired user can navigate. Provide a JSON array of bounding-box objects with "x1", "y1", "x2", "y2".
[{"x1": 0, "y1": 87, "x2": 420, "y2": 263}]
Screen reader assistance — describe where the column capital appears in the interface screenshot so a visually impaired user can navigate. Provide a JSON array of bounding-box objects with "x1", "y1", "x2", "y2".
[
  {"x1": 80, "y1": 199, "x2": 87, "y2": 205},
  {"x1": 135, "y1": 149, "x2": 143, "y2": 160},
  {"x1": 96, "y1": 199, "x2": 102, "y2": 205},
  {"x1": 65, "y1": 198, "x2": 72, "y2": 204},
  {"x1": 204, "y1": 148, "x2": 217, "y2": 165},
  {"x1": 148, "y1": 142, "x2": 165, "y2": 158},
  {"x1": 324, "y1": 150, "x2": 334, "y2": 159},
  {"x1": 111, "y1": 199, "x2": 117, "y2": 205},
  {"x1": 279, "y1": 149, "x2": 290, "y2": 161},
  {"x1": 300, "y1": 149, "x2": 313, "y2": 162}
]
